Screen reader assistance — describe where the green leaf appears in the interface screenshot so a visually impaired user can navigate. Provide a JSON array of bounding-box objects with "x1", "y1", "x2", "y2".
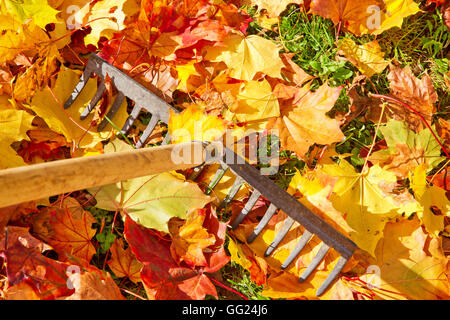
[{"x1": 89, "y1": 170, "x2": 212, "y2": 233}]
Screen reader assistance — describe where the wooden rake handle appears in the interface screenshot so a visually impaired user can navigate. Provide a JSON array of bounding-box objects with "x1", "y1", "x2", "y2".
[{"x1": 0, "y1": 142, "x2": 206, "y2": 208}]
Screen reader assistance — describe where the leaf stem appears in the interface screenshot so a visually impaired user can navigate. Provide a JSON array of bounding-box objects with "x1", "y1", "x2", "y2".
[
  {"x1": 368, "y1": 93, "x2": 450, "y2": 159},
  {"x1": 209, "y1": 278, "x2": 249, "y2": 300}
]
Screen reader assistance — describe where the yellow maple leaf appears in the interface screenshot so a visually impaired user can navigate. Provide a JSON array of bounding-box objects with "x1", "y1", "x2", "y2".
[
  {"x1": 321, "y1": 160, "x2": 403, "y2": 256},
  {"x1": 168, "y1": 105, "x2": 226, "y2": 144},
  {"x1": 2, "y1": 0, "x2": 59, "y2": 29},
  {"x1": 233, "y1": 78, "x2": 280, "y2": 122},
  {"x1": 410, "y1": 165, "x2": 450, "y2": 237},
  {"x1": 363, "y1": 0, "x2": 422, "y2": 35},
  {"x1": 0, "y1": 108, "x2": 35, "y2": 169},
  {"x1": 367, "y1": 216, "x2": 450, "y2": 299},
  {"x1": 0, "y1": 21, "x2": 49, "y2": 64},
  {"x1": 206, "y1": 33, "x2": 284, "y2": 81},
  {"x1": 75, "y1": 0, "x2": 139, "y2": 46},
  {"x1": 338, "y1": 38, "x2": 389, "y2": 77},
  {"x1": 29, "y1": 68, "x2": 128, "y2": 150}
]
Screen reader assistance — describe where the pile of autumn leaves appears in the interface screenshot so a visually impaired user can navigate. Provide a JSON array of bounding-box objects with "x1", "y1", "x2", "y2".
[{"x1": 0, "y1": 0, "x2": 449, "y2": 300}]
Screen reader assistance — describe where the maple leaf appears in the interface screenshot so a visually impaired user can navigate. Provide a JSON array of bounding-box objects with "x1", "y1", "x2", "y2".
[
  {"x1": 2, "y1": 0, "x2": 59, "y2": 29},
  {"x1": 0, "y1": 20, "x2": 49, "y2": 64},
  {"x1": 89, "y1": 138, "x2": 212, "y2": 233},
  {"x1": 362, "y1": 0, "x2": 422, "y2": 35},
  {"x1": 0, "y1": 108, "x2": 35, "y2": 169},
  {"x1": 310, "y1": 0, "x2": 385, "y2": 35},
  {"x1": 107, "y1": 238, "x2": 142, "y2": 283},
  {"x1": 368, "y1": 120, "x2": 444, "y2": 177},
  {"x1": 64, "y1": 267, "x2": 125, "y2": 300},
  {"x1": 267, "y1": 83, "x2": 345, "y2": 158},
  {"x1": 31, "y1": 197, "x2": 97, "y2": 265},
  {"x1": 124, "y1": 216, "x2": 218, "y2": 300},
  {"x1": 279, "y1": 53, "x2": 314, "y2": 87},
  {"x1": 249, "y1": 0, "x2": 306, "y2": 17},
  {"x1": 366, "y1": 216, "x2": 450, "y2": 299},
  {"x1": 91, "y1": 172, "x2": 212, "y2": 233},
  {"x1": 261, "y1": 271, "x2": 354, "y2": 300},
  {"x1": 321, "y1": 159, "x2": 403, "y2": 256},
  {"x1": 0, "y1": 226, "x2": 74, "y2": 299},
  {"x1": 338, "y1": 38, "x2": 389, "y2": 77},
  {"x1": 75, "y1": 0, "x2": 139, "y2": 46},
  {"x1": 13, "y1": 41, "x2": 61, "y2": 102},
  {"x1": 229, "y1": 78, "x2": 280, "y2": 122},
  {"x1": 169, "y1": 205, "x2": 229, "y2": 271},
  {"x1": 410, "y1": 165, "x2": 450, "y2": 237},
  {"x1": 30, "y1": 68, "x2": 128, "y2": 150},
  {"x1": 169, "y1": 209, "x2": 217, "y2": 268},
  {"x1": 168, "y1": 105, "x2": 227, "y2": 144},
  {"x1": 206, "y1": 33, "x2": 284, "y2": 81},
  {"x1": 367, "y1": 65, "x2": 438, "y2": 132},
  {"x1": 227, "y1": 236, "x2": 268, "y2": 286}
]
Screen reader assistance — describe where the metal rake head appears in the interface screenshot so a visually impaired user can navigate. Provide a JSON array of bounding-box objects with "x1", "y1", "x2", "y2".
[
  {"x1": 66, "y1": 54, "x2": 357, "y2": 297},
  {"x1": 64, "y1": 54, "x2": 177, "y2": 148}
]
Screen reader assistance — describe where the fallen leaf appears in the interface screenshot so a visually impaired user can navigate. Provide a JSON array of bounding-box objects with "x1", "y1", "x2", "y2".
[
  {"x1": 3, "y1": 0, "x2": 59, "y2": 29},
  {"x1": 369, "y1": 120, "x2": 444, "y2": 178},
  {"x1": 249, "y1": 0, "x2": 305, "y2": 17},
  {"x1": 75, "y1": 0, "x2": 139, "y2": 46},
  {"x1": 369, "y1": 216, "x2": 450, "y2": 299},
  {"x1": 233, "y1": 78, "x2": 280, "y2": 122},
  {"x1": 169, "y1": 209, "x2": 217, "y2": 268},
  {"x1": 368, "y1": 65, "x2": 438, "y2": 132},
  {"x1": 64, "y1": 268, "x2": 125, "y2": 300},
  {"x1": 310, "y1": 0, "x2": 385, "y2": 35},
  {"x1": 267, "y1": 83, "x2": 344, "y2": 158},
  {"x1": 30, "y1": 68, "x2": 127, "y2": 150},
  {"x1": 168, "y1": 104, "x2": 226, "y2": 144},
  {"x1": 338, "y1": 38, "x2": 389, "y2": 77},
  {"x1": 124, "y1": 216, "x2": 218, "y2": 300},
  {"x1": 411, "y1": 165, "x2": 450, "y2": 237},
  {"x1": 364, "y1": 0, "x2": 421, "y2": 35},
  {"x1": 206, "y1": 33, "x2": 284, "y2": 81},
  {"x1": 31, "y1": 197, "x2": 97, "y2": 265},
  {"x1": 107, "y1": 238, "x2": 143, "y2": 283},
  {"x1": 0, "y1": 227, "x2": 74, "y2": 299},
  {"x1": 321, "y1": 159, "x2": 402, "y2": 255}
]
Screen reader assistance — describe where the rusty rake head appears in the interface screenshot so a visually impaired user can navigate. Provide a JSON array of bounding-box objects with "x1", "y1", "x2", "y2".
[{"x1": 65, "y1": 54, "x2": 357, "y2": 297}]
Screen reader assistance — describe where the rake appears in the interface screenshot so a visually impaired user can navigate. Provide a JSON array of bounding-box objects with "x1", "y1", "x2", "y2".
[{"x1": 0, "y1": 54, "x2": 357, "y2": 297}]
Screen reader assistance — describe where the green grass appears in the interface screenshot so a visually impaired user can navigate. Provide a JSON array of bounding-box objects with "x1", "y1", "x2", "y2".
[
  {"x1": 278, "y1": 6, "x2": 355, "y2": 87},
  {"x1": 220, "y1": 262, "x2": 270, "y2": 300}
]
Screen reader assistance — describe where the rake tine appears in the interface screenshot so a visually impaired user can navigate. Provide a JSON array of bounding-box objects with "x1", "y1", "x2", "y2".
[
  {"x1": 316, "y1": 256, "x2": 348, "y2": 296},
  {"x1": 121, "y1": 105, "x2": 142, "y2": 135},
  {"x1": 97, "y1": 92, "x2": 125, "y2": 131},
  {"x1": 205, "y1": 164, "x2": 227, "y2": 195},
  {"x1": 161, "y1": 132, "x2": 171, "y2": 146},
  {"x1": 80, "y1": 79, "x2": 106, "y2": 120},
  {"x1": 218, "y1": 177, "x2": 244, "y2": 211},
  {"x1": 64, "y1": 67, "x2": 93, "y2": 109},
  {"x1": 231, "y1": 190, "x2": 261, "y2": 229},
  {"x1": 298, "y1": 243, "x2": 330, "y2": 282},
  {"x1": 264, "y1": 216, "x2": 295, "y2": 257},
  {"x1": 247, "y1": 203, "x2": 277, "y2": 243},
  {"x1": 135, "y1": 115, "x2": 160, "y2": 149},
  {"x1": 281, "y1": 230, "x2": 313, "y2": 269}
]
